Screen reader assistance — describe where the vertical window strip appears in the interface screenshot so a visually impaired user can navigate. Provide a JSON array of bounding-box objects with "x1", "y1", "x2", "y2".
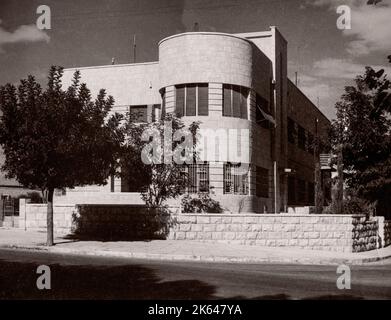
[
  {"x1": 175, "y1": 85, "x2": 185, "y2": 117},
  {"x1": 198, "y1": 84, "x2": 209, "y2": 116}
]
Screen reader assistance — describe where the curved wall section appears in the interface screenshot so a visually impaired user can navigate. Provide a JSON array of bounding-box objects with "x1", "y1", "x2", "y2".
[{"x1": 159, "y1": 32, "x2": 270, "y2": 90}]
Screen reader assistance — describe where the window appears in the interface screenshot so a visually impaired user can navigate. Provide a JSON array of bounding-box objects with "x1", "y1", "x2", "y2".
[
  {"x1": 256, "y1": 166, "x2": 269, "y2": 198},
  {"x1": 198, "y1": 84, "x2": 208, "y2": 116},
  {"x1": 161, "y1": 89, "x2": 166, "y2": 119},
  {"x1": 256, "y1": 94, "x2": 271, "y2": 129},
  {"x1": 223, "y1": 84, "x2": 248, "y2": 119},
  {"x1": 288, "y1": 117, "x2": 296, "y2": 144},
  {"x1": 297, "y1": 179, "x2": 306, "y2": 203},
  {"x1": 223, "y1": 163, "x2": 248, "y2": 195},
  {"x1": 175, "y1": 85, "x2": 185, "y2": 117},
  {"x1": 184, "y1": 162, "x2": 210, "y2": 193},
  {"x1": 129, "y1": 105, "x2": 148, "y2": 123},
  {"x1": 152, "y1": 104, "x2": 161, "y2": 122},
  {"x1": 288, "y1": 176, "x2": 296, "y2": 204},
  {"x1": 298, "y1": 125, "x2": 306, "y2": 150},
  {"x1": 175, "y1": 84, "x2": 209, "y2": 116}
]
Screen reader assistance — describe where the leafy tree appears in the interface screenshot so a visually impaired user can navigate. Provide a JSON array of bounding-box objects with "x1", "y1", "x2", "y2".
[
  {"x1": 0, "y1": 66, "x2": 124, "y2": 245},
  {"x1": 331, "y1": 66, "x2": 391, "y2": 217},
  {"x1": 120, "y1": 113, "x2": 199, "y2": 208}
]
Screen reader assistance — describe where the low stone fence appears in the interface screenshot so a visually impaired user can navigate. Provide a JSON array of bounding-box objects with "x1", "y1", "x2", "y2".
[
  {"x1": 18, "y1": 200, "x2": 76, "y2": 234},
  {"x1": 18, "y1": 199, "x2": 389, "y2": 253},
  {"x1": 168, "y1": 213, "x2": 380, "y2": 252}
]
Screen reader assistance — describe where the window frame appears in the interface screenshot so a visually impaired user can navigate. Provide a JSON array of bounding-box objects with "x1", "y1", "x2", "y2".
[
  {"x1": 223, "y1": 162, "x2": 249, "y2": 195},
  {"x1": 175, "y1": 83, "x2": 209, "y2": 117},
  {"x1": 223, "y1": 84, "x2": 248, "y2": 119}
]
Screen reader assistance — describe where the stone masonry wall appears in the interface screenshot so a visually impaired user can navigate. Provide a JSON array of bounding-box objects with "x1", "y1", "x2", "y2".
[
  {"x1": 18, "y1": 200, "x2": 389, "y2": 253},
  {"x1": 167, "y1": 213, "x2": 381, "y2": 252}
]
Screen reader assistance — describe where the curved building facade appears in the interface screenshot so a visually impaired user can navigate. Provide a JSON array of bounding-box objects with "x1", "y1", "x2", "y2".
[{"x1": 59, "y1": 27, "x2": 331, "y2": 213}]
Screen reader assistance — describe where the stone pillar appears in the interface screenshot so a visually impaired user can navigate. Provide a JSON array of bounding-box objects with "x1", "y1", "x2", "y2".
[
  {"x1": 19, "y1": 198, "x2": 26, "y2": 230},
  {"x1": 377, "y1": 216, "x2": 385, "y2": 248}
]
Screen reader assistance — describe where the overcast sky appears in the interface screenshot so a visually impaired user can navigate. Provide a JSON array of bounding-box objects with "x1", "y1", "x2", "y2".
[{"x1": 0, "y1": 0, "x2": 390, "y2": 119}]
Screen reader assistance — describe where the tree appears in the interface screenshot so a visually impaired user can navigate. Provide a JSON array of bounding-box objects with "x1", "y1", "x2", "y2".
[
  {"x1": 0, "y1": 66, "x2": 124, "y2": 245},
  {"x1": 331, "y1": 66, "x2": 391, "y2": 217},
  {"x1": 120, "y1": 113, "x2": 199, "y2": 208}
]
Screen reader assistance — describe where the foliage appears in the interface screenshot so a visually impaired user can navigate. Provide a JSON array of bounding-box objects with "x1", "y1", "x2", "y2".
[
  {"x1": 0, "y1": 66, "x2": 124, "y2": 244},
  {"x1": 16, "y1": 191, "x2": 44, "y2": 204},
  {"x1": 181, "y1": 194, "x2": 223, "y2": 213},
  {"x1": 121, "y1": 113, "x2": 200, "y2": 208},
  {"x1": 330, "y1": 66, "x2": 391, "y2": 217}
]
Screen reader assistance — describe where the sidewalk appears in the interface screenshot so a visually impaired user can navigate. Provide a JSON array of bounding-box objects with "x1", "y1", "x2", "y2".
[{"x1": 1, "y1": 228, "x2": 391, "y2": 265}]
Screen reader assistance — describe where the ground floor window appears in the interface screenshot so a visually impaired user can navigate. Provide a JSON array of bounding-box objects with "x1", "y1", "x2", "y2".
[
  {"x1": 223, "y1": 163, "x2": 248, "y2": 195},
  {"x1": 183, "y1": 162, "x2": 210, "y2": 193}
]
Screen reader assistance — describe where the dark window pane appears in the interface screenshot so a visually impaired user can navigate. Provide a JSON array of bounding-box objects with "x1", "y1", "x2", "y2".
[
  {"x1": 223, "y1": 84, "x2": 232, "y2": 117},
  {"x1": 186, "y1": 84, "x2": 196, "y2": 116},
  {"x1": 232, "y1": 85, "x2": 241, "y2": 118},
  {"x1": 198, "y1": 84, "x2": 208, "y2": 116},
  {"x1": 298, "y1": 179, "x2": 306, "y2": 204},
  {"x1": 298, "y1": 125, "x2": 306, "y2": 150},
  {"x1": 288, "y1": 176, "x2": 296, "y2": 204},
  {"x1": 175, "y1": 85, "x2": 185, "y2": 117},
  {"x1": 161, "y1": 90, "x2": 166, "y2": 119},
  {"x1": 240, "y1": 88, "x2": 248, "y2": 119}
]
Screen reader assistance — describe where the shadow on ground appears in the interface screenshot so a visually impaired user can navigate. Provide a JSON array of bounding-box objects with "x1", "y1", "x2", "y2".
[
  {"x1": 0, "y1": 258, "x2": 367, "y2": 300},
  {"x1": 0, "y1": 259, "x2": 215, "y2": 299}
]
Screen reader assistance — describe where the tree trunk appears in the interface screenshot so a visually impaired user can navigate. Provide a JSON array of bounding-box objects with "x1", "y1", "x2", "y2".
[{"x1": 47, "y1": 188, "x2": 54, "y2": 246}]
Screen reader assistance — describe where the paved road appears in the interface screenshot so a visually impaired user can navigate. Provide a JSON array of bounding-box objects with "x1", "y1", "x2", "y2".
[{"x1": 0, "y1": 248, "x2": 390, "y2": 299}]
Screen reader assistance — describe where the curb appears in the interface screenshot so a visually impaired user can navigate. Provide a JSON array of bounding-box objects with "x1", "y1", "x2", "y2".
[{"x1": 1, "y1": 244, "x2": 390, "y2": 265}]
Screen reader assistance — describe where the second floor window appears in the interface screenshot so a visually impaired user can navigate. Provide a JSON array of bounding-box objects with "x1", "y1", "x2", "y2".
[
  {"x1": 175, "y1": 83, "x2": 209, "y2": 117},
  {"x1": 223, "y1": 84, "x2": 248, "y2": 119}
]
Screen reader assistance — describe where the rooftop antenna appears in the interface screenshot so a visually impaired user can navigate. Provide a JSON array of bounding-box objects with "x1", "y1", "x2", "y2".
[
  {"x1": 193, "y1": 22, "x2": 199, "y2": 32},
  {"x1": 133, "y1": 34, "x2": 136, "y2": 63}
]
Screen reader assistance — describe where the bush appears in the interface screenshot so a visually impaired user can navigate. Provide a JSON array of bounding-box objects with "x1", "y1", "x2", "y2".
[
  {"x1": 181, "y1": 194, "x2": 223, "y2": 213},
  {"x1": 323, "y1": 196, "x2": 374, "y2": 218}
]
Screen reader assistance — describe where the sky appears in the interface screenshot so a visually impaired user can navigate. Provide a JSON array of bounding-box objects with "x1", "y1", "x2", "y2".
[{"x1": 0, "y1": 0, "x2": 390, "y2": 119}]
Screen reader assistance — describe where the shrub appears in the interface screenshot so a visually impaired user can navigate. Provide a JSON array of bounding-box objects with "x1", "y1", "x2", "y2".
[{"x1": 181, "y1": 194, "x2": 223, "y2": 213}]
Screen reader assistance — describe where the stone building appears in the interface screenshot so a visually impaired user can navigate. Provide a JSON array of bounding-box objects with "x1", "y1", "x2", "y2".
[{"x1": 57, "y1": 27, "x2": 331, "y2": 213}]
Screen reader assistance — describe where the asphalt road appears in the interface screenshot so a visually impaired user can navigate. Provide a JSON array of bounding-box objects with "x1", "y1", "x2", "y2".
[{"x1": 0, "y1": 248, "x2": 390, "y2": 300}]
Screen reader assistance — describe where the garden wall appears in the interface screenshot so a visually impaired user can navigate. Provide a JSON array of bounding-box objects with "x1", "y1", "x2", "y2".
[{"x1": 18, "y1": 199, "x2": 389, "y2": 253}]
